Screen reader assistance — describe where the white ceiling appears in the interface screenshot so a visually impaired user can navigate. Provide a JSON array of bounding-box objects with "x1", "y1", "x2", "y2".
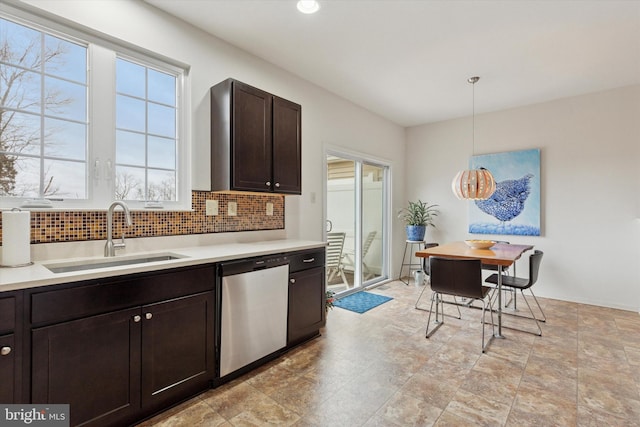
[{"x1": 146, "y1": 0, "x2": 640, "y2": 127}]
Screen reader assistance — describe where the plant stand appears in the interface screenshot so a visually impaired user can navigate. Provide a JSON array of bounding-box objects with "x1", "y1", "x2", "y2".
[{"x1": 398, "y1": 240, "x2": 425, "y2": 285}]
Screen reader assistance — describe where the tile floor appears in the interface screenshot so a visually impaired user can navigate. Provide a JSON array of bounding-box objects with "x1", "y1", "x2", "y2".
[{"x1": 138, "y1": 280, "x2": 640, "y2": 426}]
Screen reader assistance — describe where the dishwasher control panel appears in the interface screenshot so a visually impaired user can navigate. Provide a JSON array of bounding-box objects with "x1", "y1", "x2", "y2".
[{"x1": 218, "y1": 254, "x2": 289, "y2": 276}]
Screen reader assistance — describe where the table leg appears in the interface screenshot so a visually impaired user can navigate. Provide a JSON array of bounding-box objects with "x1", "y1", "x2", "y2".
[{"x1": 495, "y1": 265, "x2": 505, "y2": 339}]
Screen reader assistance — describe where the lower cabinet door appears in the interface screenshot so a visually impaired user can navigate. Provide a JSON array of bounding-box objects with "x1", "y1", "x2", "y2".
[
  {"x1": 0, "y1": 334, "x2": 16, "y2": 403},
  {"x1": 141, "y1": 291, "x2": 215, "y2": 410},
  {"x1": 288, "y1": 267, "x2": 325, "y2": 345},
  {"x1": 32, "y1": 307, "x2": 141, "y2": 427}
]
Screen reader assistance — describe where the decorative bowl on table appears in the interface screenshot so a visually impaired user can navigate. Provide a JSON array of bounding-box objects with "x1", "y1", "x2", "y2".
[{"x1": 464, "y1": 239, "x2": 496, "y2": 249}]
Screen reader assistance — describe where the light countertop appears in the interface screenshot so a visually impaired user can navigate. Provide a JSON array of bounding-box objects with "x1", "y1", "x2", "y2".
[{"x1": 0, "y1": 239, "x2": 326, "y2": 292}]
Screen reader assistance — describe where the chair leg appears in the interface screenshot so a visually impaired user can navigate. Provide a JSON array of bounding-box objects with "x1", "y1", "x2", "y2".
[
  {"x1": 518, "y1": 290, "x2": 543, "y2": 336},
  {"x1": 426, "y1": 292, "x2": 444, "y2": 338},
  {"x1": 488, "y1": 287, "x2": 542, "y2": 336},
  {"x1": 415, "y1": 283, "x2": 429, "y2": 310},
  {"x1": 449, "y1": 296, "x2": 463, "y2": 319},
  {"x1": 481, "y1": 290, "x2": 497, "y2": 353},
  {"x1": 525, "y1": 289, "x2": 546, "y2": 322},
  {"x1": 339, "y1": 267, "x2": 350, "y2": 288}
]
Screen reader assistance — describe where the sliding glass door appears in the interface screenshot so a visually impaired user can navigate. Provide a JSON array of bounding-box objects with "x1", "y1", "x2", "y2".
[{"x1": 325, "y1": 152, "x2": 388, "y2": 295}]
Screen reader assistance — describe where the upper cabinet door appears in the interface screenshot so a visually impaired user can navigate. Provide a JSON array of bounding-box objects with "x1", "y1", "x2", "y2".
[
  {"x1": 231, "y1": 82, "x2": 273, "y2": 192},
  {"x1": 273, "y1": 96, "x2": 302, "y2": 195},
  {"x1": 210, "y1": 78, "x2": 301, "y2": 194}
]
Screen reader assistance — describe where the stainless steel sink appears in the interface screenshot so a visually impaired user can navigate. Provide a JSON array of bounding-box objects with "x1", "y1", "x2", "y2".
[{"x1": 44, "y1": 253, "x2": 186, "y2": 274}]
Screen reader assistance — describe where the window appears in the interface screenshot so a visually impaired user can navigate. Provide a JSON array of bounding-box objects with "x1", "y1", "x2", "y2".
[
  {"x1": 115, "y1": 58, "x2": 177, "y2": 202},
  {"x1": 0, "y1": 10, "x2": 189, "y2": 209},
  {"x1": 0, "y1": 17, "x2": 88, "y2": 199}
]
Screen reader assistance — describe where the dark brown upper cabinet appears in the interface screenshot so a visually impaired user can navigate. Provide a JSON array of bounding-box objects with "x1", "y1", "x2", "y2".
[{"x1": 210, "y1": 79, "x2": 301, "y2": 194}]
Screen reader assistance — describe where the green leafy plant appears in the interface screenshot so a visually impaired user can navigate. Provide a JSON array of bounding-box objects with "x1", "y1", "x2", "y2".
[{"x1": 398, "y1": 200, "x2": 439, "y2": 227}]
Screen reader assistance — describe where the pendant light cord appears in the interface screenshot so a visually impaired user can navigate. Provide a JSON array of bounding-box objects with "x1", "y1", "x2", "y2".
[
  {"x1": 472, "y1": 80, "x2": 475, "y2": 154},
  {"x1": 468, "y1": 76, "x2": 479, "y2": 156}
]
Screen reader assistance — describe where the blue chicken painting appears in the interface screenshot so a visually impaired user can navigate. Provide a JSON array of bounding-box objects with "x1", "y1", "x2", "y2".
[{"x1": 468, "y1": 149, "x2": 540, "y2": 236}]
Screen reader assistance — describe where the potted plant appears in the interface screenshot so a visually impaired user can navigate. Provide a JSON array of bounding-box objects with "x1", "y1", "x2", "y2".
[{"x1": 398, "y1": 199, "x2": 439, "y2": 241}]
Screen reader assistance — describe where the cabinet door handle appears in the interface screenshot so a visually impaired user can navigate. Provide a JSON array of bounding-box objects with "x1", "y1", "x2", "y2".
[
  {"x1": 303, "y1": 258, "x2": 315, "y2": 263},
  {"x1": 133, "y1": 315, "x2": 141, "y2": 322},
  {"x1": 290, "y1": 278, "x2": 296, "y2": 284},
  {"x1": 265, "y1": 181, "x2": 271, "y2": 187},
  {"x1": 145, "y1": 312, "x2": 153, "y2": 320},
  {"x1": 0, "y1": 346, "x2": 11, "y2": 356},
  {"x1": 275, "y1": 182, "x2": 280, "y2": 188}
]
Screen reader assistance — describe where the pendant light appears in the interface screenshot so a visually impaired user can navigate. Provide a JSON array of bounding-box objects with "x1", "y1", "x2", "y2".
[{"x1": 451, "y1": 76, "x2": 496, "y2": 200}]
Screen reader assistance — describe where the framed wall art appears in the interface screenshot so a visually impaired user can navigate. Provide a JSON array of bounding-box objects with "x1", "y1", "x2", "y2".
[{"x1": 469, "y1": 148, "x2": 541, "y2": 236}]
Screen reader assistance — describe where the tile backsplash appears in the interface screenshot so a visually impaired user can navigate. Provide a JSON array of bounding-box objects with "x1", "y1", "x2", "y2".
[{"x1": 0, "y1": 191, "x2": 284, "y2": 245}]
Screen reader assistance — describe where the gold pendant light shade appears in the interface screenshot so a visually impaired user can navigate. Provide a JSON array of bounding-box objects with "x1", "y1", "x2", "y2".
[
  {"x1": 451, "y1": 76, "x2": 496, "y2": 200},
  {"x1": 451, "y1": 168, "x2": 496, "y2": 200}
]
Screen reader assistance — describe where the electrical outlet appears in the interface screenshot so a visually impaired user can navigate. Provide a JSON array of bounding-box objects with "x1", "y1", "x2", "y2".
[
  {"x1": 205, "y1": 200, "x2": 218, "y2": 216},
  {"x1": 228, "y1": 201, "x2": 237, "y2": 216},
  {"x1": 266, "y1": 202, "x2": 274, "y2": 216}
]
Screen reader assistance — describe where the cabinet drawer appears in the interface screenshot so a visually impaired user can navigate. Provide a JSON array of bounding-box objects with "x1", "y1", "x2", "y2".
[
  {"x1": 0, "y1": 296, "x2": 16, "y2": 334},
  {"x1": 31, "y1": 265, "x2": 215, "y2": 326},
  {"x1": 288, "y1": 250, "x2": 325, "y2": 273}
]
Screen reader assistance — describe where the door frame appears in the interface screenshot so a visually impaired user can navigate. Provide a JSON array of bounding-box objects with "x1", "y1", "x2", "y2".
[{"x1": 323, "y1": 147, "x2": 391, "y2": 295}]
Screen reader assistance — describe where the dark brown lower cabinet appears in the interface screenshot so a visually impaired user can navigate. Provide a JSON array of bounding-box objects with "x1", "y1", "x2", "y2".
[
  {"x1": 141, "y1": 292, "x2": 215, "y2": 411},
  {"x1": 288, "y1": 266, "x2": 325, "y2": 346},
  {"x1": 0, "y1": 291, "x2": 22, "y2": 404},
  {"x1": 32, "y1": 307, "x2": 140, "y2": 427},
  {"x1": 31, "y1": 291, "x2": 215, "y2": 427},
  {"x1": 0, "y1": 334, "x2": 17, "y2": 403}
]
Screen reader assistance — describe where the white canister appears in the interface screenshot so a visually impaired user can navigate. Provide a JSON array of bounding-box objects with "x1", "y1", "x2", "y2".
[
  {"x1": 1, "y1": 209, "x2": 32, "y2": 267},
  {"x1": 413, "y1": 270, "x2": 425, "y2": 286}
]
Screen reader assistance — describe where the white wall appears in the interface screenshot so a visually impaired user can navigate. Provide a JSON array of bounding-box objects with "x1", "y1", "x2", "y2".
[
  {"x1": 406, "y1": 85, "x2": 640, "y2": 311},
  {"x1": 17, "y1": 0, "x2": 406, "y2": 249}
]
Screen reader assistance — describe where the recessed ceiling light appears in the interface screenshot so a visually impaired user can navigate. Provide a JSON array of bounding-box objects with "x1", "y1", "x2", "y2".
[{"x1": 297, "y1": 0, "x2": 320, "y2": 14}]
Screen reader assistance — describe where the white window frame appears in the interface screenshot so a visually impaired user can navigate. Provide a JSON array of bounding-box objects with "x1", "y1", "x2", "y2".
[{"x1": 0, "y1": 5, "x2": 191, "y2": 211}]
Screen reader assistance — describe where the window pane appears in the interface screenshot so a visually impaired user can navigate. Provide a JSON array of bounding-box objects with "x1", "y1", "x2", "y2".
[
  {"x1": 148, "y1": 68, "x2": 175, "y2": 105},
  {"x1": 44, "y1": 118, "x2": 86, "y2": 160},
  {"x1": 116, "y1": 58, "x2": 145, "y2": 97},
  {"x1": 115, "y1": 165, "x2": 145, "y2": 200},
  {"x1": 116, "y1": 95, "x2": 145, "y2": 132},
  {"x1": 148, "y1": 136, "x2": 175, "y2": 169},
  {"x1": 9, "y1": 156, "x2": 40, "y2": 198},
  {"x1": 116, "y1": 130, "x2": 145, "y2": 166},
  {"x1": 44, "y1": 76, "x2": 86, "y2": 121},
  {"x1": 44, "y1": 159, "x2": 86, "y2": 198},
  {"x1": 1, "y1": 65, "x2": 41, "y2": 113},
  {"x1": 45, "y1": 34, "x2": 86, "y2": 84},
  {"x1": 148, "y1": 102, "x2": 175, "y2": 137},
  {"x1": 1, "y1": 18, "x2": 41, "y2": 69},
  {"x1": 148, "y1": 169, "x2": 176, "y2": 201},
  {"x1": 1, "y1": 112, "x2": 41, "y2": 156}
]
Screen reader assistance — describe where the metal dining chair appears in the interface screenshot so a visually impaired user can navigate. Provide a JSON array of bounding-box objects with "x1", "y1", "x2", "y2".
[
  {"x1": 484, "y1": 250, "x2": 545, "y2": 336},
  {"x1": 481, "y1": 240, "x2": 515, "y2": 306},
  {"x1": 426, "y1": 257, "x2": 496, "y2": 352},
  {"x1": 414, "y1": 243, "x2": 440, "y2": 311}
]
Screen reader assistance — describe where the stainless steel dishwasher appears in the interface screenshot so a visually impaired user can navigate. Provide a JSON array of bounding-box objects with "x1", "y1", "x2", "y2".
[{"x1": 218, "y1": 255, "x2": 289, "y2": 377}]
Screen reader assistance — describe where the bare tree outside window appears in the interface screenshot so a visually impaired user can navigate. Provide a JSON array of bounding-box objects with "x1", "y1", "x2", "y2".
[{"x1": 1, "y1": 17, "x2": 87, "y2": 199}]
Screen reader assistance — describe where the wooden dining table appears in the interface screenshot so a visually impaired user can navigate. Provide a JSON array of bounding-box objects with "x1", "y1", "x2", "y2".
[{"x1": 415, "y1": 241, "x2": 534, "y2": 338}]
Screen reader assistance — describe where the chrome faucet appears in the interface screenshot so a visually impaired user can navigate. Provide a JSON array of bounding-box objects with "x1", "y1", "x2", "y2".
[{"x1": 104, "y1": 201, "x2": 133, "y2": 257}]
